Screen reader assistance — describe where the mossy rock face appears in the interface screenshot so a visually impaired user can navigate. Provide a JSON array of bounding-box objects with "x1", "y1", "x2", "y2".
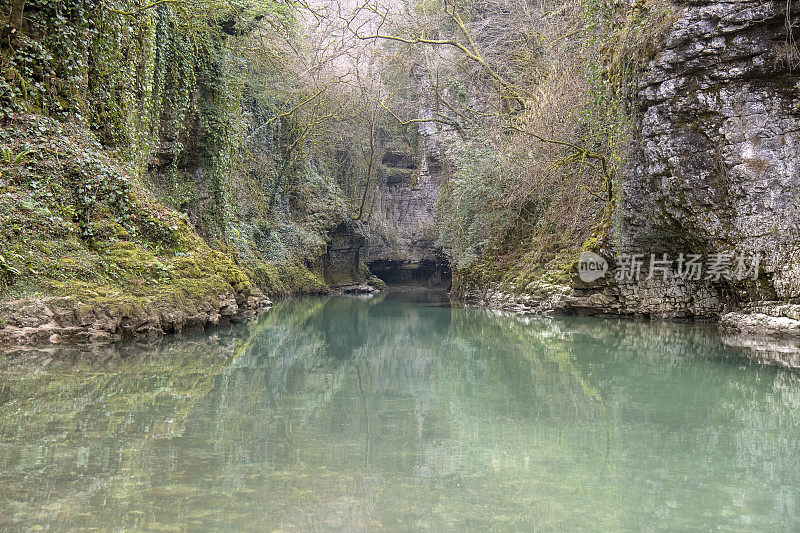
[
  {"x1": 252, "y1": 262, "x2": 329, "y2": 296},
  {"x1": 450, "y1": 246, "x2": 577, "y2": 302},
  {"x1": 366, "y1": 275, "x2": 388, "y2": 291},
  {"x1": 0, "y1": 0, "x2": 378, "y2": 339},
  {"x1": 0, "y1": 114, "x2": 273, "y2": 346}
]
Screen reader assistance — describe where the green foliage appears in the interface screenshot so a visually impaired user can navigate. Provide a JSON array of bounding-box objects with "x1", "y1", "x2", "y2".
[
  {"x1": 585, "y1": 0, "x2": 676, "y2": 159},
  {"x1": 437, "y1": 142, "x2": 515, "y2": 270},
  {"x1": 1, "y1": 146, "x2": 32, "y2": 166},
  {"x1": 0, "y1": 0, "x2": 383, "y2": 310},
  {"x1": 71, "y1": 160, "x2": 134, "y2": 242},
  {"x1": 0, "y1": 110, "x2": 254, "y2": 312},
  {"x1": 431, "y1": 0, "x2": 678, "y2": 296},
  {"x1": 0, "y1": 0, "x2": 342, "y2": 275},
  {"x1": 0, "y1": 252, "x2": 20, "y2": 288},
  {"x1": 582, "y1": 0, "x2": 676, "y2": 242}
]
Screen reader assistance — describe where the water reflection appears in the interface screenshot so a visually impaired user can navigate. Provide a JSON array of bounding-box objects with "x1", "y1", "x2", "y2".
[{"x1": 1, "y1": 293, "x2": 799, "y2": 530}]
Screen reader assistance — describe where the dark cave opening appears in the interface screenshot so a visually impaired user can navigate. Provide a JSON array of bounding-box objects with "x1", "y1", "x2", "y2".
[{"x1": 368, "y1": 258, "x2": 452, "y2": 289}]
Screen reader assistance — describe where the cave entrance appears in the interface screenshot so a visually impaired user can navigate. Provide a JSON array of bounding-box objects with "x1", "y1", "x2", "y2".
[{"x1": 367, "y1": 258, "x2": 452, "y2": 289}]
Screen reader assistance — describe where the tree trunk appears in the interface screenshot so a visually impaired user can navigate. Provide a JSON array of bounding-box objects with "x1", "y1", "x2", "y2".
[
  {"x1": 9, "y1": 0, "x2": 25, "y2": 32},
  {"x1": 356, "y1": 121, "x2": 375, "y2": 221}
]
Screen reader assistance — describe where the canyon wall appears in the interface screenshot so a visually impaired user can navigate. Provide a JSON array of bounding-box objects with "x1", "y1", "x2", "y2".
[
  {"x1": 571, "y1": 0, "x2": 800, "y2": 329},
  {"x1": 459, "y1": 0, "x2": 800, "y2": 336},
  {"x1": 364, "y1": 89, "x2": 452, "y2": 287}
]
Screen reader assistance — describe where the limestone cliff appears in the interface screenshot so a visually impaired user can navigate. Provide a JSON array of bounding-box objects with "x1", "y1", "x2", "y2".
[
  {"x1": 457, "y1": 0, "x2": 800, "y2": 337},
  {"x1": 571, "y1": 0, "x2": 800, "y2": 327},
  {"x1": 364, "y1": 129, "x2": 451, "y2": 287}
]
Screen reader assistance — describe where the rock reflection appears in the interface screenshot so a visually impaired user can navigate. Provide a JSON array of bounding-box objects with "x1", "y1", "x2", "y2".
[{"x1": 1, "y1": 293, "x2": 799, "y2": 530}]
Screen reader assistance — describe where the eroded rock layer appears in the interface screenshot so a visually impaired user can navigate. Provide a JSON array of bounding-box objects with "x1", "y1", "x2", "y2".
[{"x1": 571, "y1": 0, "x2": 800, "y2": 330}]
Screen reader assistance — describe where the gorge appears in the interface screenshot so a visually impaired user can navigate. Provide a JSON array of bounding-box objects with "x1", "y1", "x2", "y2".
[
  {"x1": 2, "y1": 0, "x2": 800, "y2": 529},
  {"x1": 0, "y1": 1, "x2": 798, "y2": 356}
]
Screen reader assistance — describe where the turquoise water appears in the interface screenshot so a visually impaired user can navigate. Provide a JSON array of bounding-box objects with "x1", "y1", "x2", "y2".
[{"x1": 1, "y1": 291, "x2": 799, "y2": 531}]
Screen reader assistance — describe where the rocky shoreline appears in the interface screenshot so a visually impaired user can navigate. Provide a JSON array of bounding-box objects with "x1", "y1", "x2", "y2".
[
  {"x1": 3, "y1": 282, "x2": 800, "y2": 371},
  {"x1": 457, "y1": 282, "x2": 800, "y2": 370},
  {"x1": 0, "y1": 283, "x2": 390, "y2": 348},
  {"x1": 0, "y1": 288, "x2": 272, "y2": 347}
]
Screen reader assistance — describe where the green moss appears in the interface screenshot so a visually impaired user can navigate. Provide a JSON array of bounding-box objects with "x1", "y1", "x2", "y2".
[
  {"x1": 252, "y1": 262, "x2": 329, "y2": 296},
  {"x1": 1, "y1": 1, "x2": 356, "y2": 323},
  {"x1": 0, "y1": 116, "x2": 258, "y2": 320},
  {"x1": 451, "y1": 236, "x2": 582, "y2": 300},
  {"x1": 367, "y1": 275, "x2": 388, "y2": 291}
]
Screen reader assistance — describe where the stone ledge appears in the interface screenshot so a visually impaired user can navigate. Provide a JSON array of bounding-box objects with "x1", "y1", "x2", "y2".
[
  {"x1": 720, "y1": 310, "x2": 800, "y2": 337},
  {"x1": 0, "y1": 291, "x2": 272, "y2": 348}
]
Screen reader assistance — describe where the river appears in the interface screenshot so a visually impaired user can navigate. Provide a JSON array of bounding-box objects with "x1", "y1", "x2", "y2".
[{"x1": 1, "y1": 291, "x2": 799, "y2": 530}]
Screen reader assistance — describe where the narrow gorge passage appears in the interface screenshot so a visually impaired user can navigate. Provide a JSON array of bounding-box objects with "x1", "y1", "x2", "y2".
[
  {"x1": 1, "y1": 0, "x2": 800, "y2": 530},
  {"x1": 366, "y1": 257, "x2": 452, "y2": 288}
]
